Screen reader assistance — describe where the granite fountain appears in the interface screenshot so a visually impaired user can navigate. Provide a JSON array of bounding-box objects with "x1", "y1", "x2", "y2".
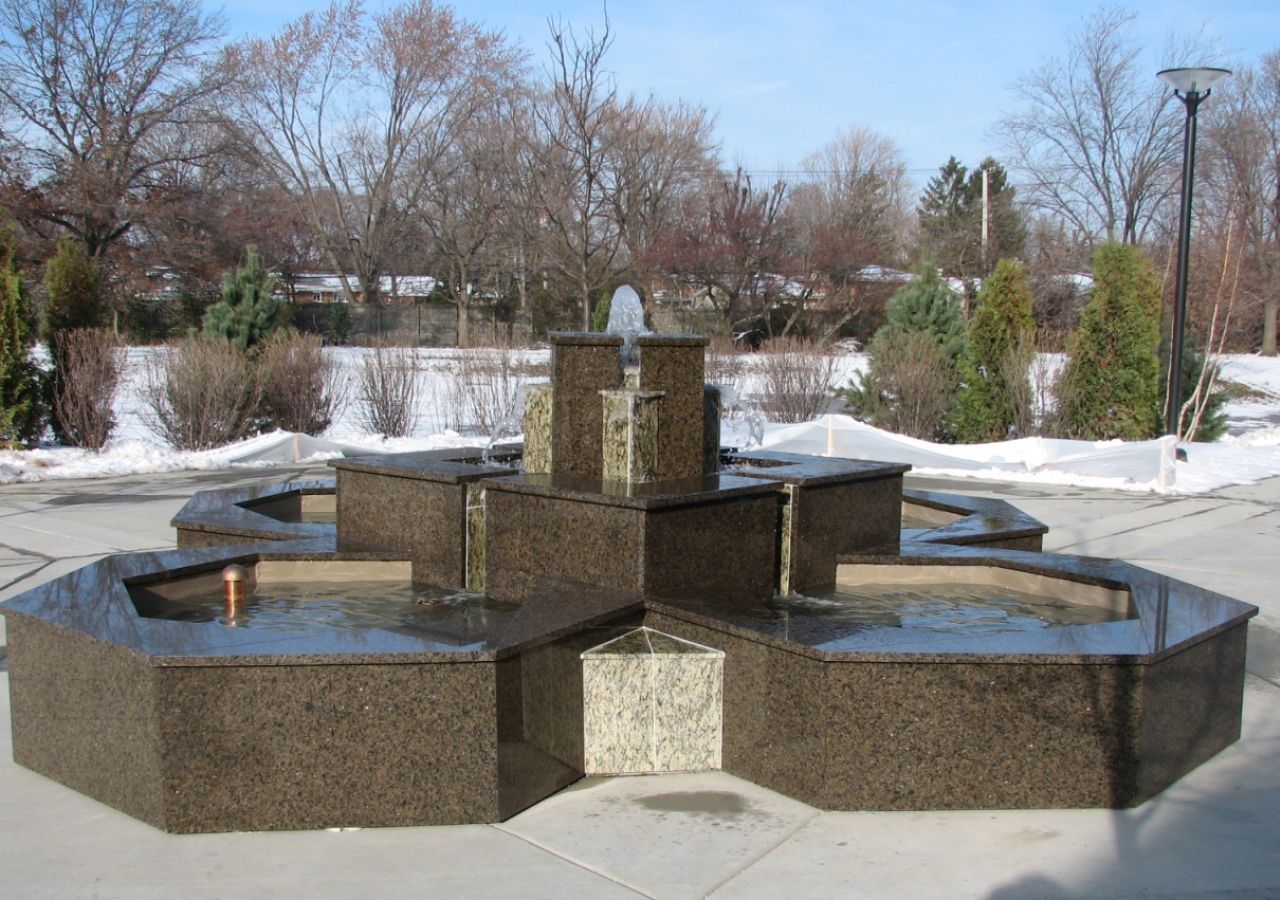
[{"x1": 0, "y1": 292, "x2": 1257, "y2": 833}]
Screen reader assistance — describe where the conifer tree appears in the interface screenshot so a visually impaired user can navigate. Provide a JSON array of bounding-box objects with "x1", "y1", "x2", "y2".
[
  {"x1": 42, "y1": 237, "x2": 107, "y2": 343},
  {"x1": 0, "y1": 228, "x2": 41, "y2": 444},
  {"x1": 202, "y1": 246, "x2": 283, "y2": 353},
  {"x1": 954, "y1": 259, "x2": 1035, "y2": 442},
  {"x1": 875, "y1": 265, "x2": 966, "y2": 359},
  {"x1": 1056, "y1": 242, "x2": 1163, "y2": 441}
]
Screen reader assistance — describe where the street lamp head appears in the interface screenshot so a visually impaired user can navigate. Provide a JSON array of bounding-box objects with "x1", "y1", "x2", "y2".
[{"x1": 1157, "y1": 67, "x2": 1232, "y2": 94}]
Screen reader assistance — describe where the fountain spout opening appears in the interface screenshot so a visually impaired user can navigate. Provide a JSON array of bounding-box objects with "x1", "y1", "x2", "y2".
[{"x1": 223, "y1": 564, "x2": 248, "y2": 619}]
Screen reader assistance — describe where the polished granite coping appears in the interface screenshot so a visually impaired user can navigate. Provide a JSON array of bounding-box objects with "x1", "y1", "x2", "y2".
[
  {"x1": 482, "y1": 472, "x2": 784, "y2": 510},
  {"x1": 582, "y1": 626, "x2": 725, "y2": 658},
  {"x1": 725, "y1": 451, "x2": 910, "y2": 486},
  {"x1": 1, "y1": 536, "x2": 1255, "y2": 670},
  {"x1": 547, "y1": 332, "x2": 625, "y2": 346},
  {"x1": 901, "y1": 488, "x2": 1049, "y2": 548},
  {"x1": 328, "y1": 449, "x2": 518, "y2": 484},
  {"x1": 170, "y1": 479, "x2": 336, "y2": 543},
  {"x1": 650, "y1": 542, "x2": 1256, "y2": 665}
]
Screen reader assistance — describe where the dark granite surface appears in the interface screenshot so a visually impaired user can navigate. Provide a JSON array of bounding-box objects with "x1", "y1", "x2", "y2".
[
  {"x1": 483, "y1": 472, "x2": 783, "y2": 510},
  {"x1": 328, "y1": 449, "x2": 517, "y2": 484},
  {"x1": 783, "y1": 476, "x2": 903, "y2": 593},
  {"x1": 171, "y1": 479, "x2": 336, "y2": 543},
  {"x1": 549, "y1": 334, "x2": 623, "y2": 479},
  {"x1": 902, "y1": 488, "x2": 1049, "y2": 549},
  {"x1": 635, "y1": 335, "x2": 709, "y2": 480},
  {"x1": 727, "y1": 451, "x2": 911, "y2": 486}
]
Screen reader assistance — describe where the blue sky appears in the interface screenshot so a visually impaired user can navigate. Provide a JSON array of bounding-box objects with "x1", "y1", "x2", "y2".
[{"x1": 211, "y1": 0, "x2": 1280, "y2": 180}]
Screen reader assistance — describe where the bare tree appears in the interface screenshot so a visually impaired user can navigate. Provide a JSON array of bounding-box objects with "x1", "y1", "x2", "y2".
[
  {"x1": 0, "y1": 0, "x2": 228, "y2": 260},
  {"x1": 789, "y1": 126, "x2": 912, "y2": 340},
  {"x1": 997, "y1": 7, "x2": 1223, "y2": 246},
  {"x1": 225, "y1": 0, "x2": 524, "y2": 305},
  {"x1": 1202, "y1": 51, "x2": 1280, "y2": 354}
]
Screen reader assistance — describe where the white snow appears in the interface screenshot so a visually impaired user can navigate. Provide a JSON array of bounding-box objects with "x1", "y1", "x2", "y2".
[{"x1": 8, "y1": 347, "x2": 1280, "y2": 495}]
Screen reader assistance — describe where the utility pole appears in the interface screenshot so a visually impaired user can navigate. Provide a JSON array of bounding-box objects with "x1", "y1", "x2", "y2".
[{"x1": 981, "y1": 167, "x2": 990, "y2": 271}]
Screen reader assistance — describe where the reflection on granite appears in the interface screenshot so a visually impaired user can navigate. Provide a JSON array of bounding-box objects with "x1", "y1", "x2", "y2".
[
  {"x1": 582, "y1": 627, "x2": 724, "y2": 775},
  {"x1": 902, "y1": 489, "x2": 1048, "y2": 552}
]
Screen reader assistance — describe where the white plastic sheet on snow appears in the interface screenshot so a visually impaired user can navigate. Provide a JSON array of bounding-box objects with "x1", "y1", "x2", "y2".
[{"x1": 761, "y1": 415, "x2": 1179, "y2": 490}]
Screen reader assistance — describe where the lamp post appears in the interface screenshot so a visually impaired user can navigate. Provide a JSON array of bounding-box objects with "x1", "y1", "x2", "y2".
[{"x1": 1158, "y1": 66, "x2": 1231, "y2": 437}]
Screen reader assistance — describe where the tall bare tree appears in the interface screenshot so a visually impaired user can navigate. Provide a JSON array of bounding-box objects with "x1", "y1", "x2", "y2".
[
  {"x1": 225, "y1": 0, "x2": 524, "y2": 305},
  {"x1": 1202, "y1": 51, "x2": 1280, "y2": 354},
  {"x1": 788, "y1": 126, "x2": 912, "y2": 337},
  {"x1": 0, "y1": 0, "x2": 227, "y2": 261},
  {"x1": 997, "y1": 7, "x2": 1223, "y2": 246}
]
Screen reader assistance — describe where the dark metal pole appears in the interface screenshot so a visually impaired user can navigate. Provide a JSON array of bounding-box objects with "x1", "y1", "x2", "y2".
[{"x1": 1164, "y1": 89, "x2": 1205, "y2": 437}]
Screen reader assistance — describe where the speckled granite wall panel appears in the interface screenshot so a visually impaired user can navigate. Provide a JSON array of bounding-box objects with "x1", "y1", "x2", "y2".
[
  {"x1": 642, "y1": 611, "x2": 826, "y2": 806},
  {"x1": 820, "y1": 661, "x2": 1144, "y2": 810},
  {"x1": 6, "y1": 617, "x2": 167, "y2": 828},
  {"x1": 466, "y1": 483, "x2": 486, "y2": 591},
  {"x1": 583, "y1": 648, "x2": 654, "y2": 774},
  {"x1": 153, "y1": 661, "x2": 499, "y2": 832},
  {"x1": 484, "y1": 490, "x2": 643, "y2": 603},
  {"x1": 336, "y1": 469, "x2": 466, "y2": 588},
  {"x1": 642, "y1": 494, "x2": 780, "y2": 603},
  {"x1": 518, "y1": 629, "x2": 593, "y2": 770},
  {"x1": 522, "y1": 383, "x2": 554, "y2": 475},
  {"x1": 550, "y1": 335, "x2": 623, "y2": 479},
  {"x1": 786, "y1": 476, "x2": 903, "y2": 592},
  {"x1": 703, "y1": 386, "x2": 722, "y2": 475},
  {"x1": 1137, "y1": 624, "x2": 1248, "y2": 803},
  {"x1": 650, "y1": 632, "x2": 723, "y2": 772},
  {"x1": 636, "y1": 336, "x2": 709, "y2": 480}
]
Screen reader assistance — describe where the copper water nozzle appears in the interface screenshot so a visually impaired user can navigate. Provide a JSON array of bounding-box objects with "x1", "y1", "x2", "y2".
[{"x1": 222, "y1": 564, "x2": 248, "y2": 618}]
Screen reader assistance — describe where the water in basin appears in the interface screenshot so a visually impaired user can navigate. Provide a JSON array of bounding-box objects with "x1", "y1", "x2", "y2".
[
  {"x1": 136, "y1": 580, "x2": 515, "y2": 636},
  {"x1": 771, "y1": 582, "x2": 1130, "y2": 634}
]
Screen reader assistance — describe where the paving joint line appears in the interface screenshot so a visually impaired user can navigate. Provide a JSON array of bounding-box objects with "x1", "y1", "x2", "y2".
[{"x1": 489, "y1": 823, "x2": 654, "y2": 898}]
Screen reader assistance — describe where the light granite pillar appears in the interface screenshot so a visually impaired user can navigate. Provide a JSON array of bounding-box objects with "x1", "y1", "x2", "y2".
[
  {"x1": 522, "y1": 383, "x2": 553, "y2": 476},
  {"x1": 581, "y1": 627, "x2": 724, "y2": 775},
  {"x1": 600, "y1": 390, "x2": 664, "y2": 484}
]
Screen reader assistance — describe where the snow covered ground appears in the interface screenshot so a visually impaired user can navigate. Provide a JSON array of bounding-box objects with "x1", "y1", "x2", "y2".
[{"x1": 1, "y1": 346, "x2": 1279, "y2": 495}]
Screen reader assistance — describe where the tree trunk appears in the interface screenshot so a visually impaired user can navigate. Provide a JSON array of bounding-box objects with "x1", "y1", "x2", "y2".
[{"x1": 1264, "y1": 297, "x2": 1278, "y2": 356}]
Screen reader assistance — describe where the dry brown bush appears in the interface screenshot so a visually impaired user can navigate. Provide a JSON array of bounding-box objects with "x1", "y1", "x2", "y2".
[
  {"x1": 854, "y1": 332, "x2": 956, "y2": 440},
  {"x1": 705, "y1": 333, "x2": 747, "y2": 396},
  {"x1": 259, "y1": 333, "x2": 345, "y2": 435},
  {"x1": 355, "y1": 340, "x2": 424, "y2": 437},
  {"x1": 449, "y1": 336, "x2": 548, "y2": 435},
  {"x1": 51, "y1": 328, "x2": 122, "y2": 451},
  {"x1": 756, "y1": 337, "x2": 840, "y2": 424},
  {"x1": 142, "y1": 336, "x2": 261, "y2": 451}
]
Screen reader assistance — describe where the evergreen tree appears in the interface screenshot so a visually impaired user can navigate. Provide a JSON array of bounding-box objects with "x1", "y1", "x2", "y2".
[
  {"x1": 954, "y1": 259, "x2": 1036, "y2": 442},
  {"x1": 0, "y1": 228, "x2": 42, "y2": 445},
  {"x1": 840, "y1": 265, "x2": 965, "y2": 439},
  {"x1": 875, "y1": 265, "x2": 966, "y2": 359},
  {"x1": 202, "y1": 247, "x2": 283, "y2": 353},
  {"x1": 1056, "y1": 242, "x2": 1163, "y2": 441},
  {"x1": 42, "y1": 237, "x2": 107, "y2": 343},
  {"x1": 917, "y1": 157, "x2": 1025, "y2": 279}
]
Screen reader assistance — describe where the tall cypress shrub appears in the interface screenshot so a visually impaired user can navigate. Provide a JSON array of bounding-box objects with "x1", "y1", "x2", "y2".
[
  {"x1": 954, "y1": 258, "x2": 1035, "y2": 442},
  {"x1": 0, "y1": 228, "x2": 42, "y2": 444},
  {"x1": 1056, "y1": 242, "x2": 1162, "y2": 441}
]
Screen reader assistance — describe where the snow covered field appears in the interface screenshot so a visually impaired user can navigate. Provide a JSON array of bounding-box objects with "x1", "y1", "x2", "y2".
[{"x1": 1, "y1": 346, "x2": 1279, "y2": 495}]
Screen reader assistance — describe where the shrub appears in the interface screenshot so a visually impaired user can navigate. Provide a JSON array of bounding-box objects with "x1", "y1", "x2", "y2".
[
  {"x1": 841, "y1": 331, "x2": 956, "y2": 440},
  {"x1": 1056, "y1": 243, "x2": 1162, "y2": 441},
  {"x1": 705, "y1": 334, "x2": 747, "y2": 397},
  {"x1": 50, "y1": 329, "x2": 122, "y2": 451},
  {"x1": 259, "y1": 332, "x2": 345, "y2": 436},
  {"x1": 756, "y1": 337, "x2": 840, "y2": 423},
  {"x1": 449, "y1": 338, "x2": 546, "y2": 435},
  {"x1": 876, "y1": 265, "x2": 966, "y2": 360},
  {"x1": 327, "y1": 301, "x2": 353, "y2": 346},
  {"x1": 954, "y1": 259, "x2": 1036, "y2": 442},
  {"x1": 142, "y1": 336, "x2": 261, "y2": 451},
  {"x1": 202, "y1": 246, "x2": 284, "y2": 353},
  {"x1": 354, "y1": 341, "x2": 423, "y2": 437}
]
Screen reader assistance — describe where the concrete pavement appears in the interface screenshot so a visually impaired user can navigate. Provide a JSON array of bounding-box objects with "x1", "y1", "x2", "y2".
[{"x1": 1, "y1": 466, "x2": 1278, "y2": 899}]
